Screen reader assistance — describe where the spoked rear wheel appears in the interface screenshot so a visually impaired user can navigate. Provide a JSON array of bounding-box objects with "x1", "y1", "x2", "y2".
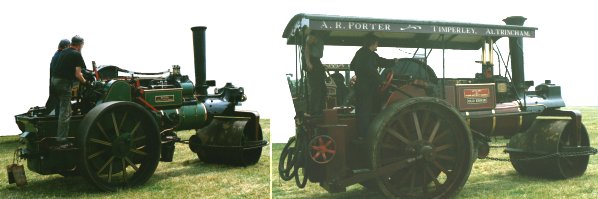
[
  {"x1": 368, "y1": 98, "x2": 473, "y2": 199},
  {"x1": 77, "y1": 102, "x2": 161, "y2": 191}
]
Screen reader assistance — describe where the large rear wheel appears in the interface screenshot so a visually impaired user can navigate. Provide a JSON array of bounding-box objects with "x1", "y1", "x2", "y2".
[
  {"x1": 77, "y1": 101, "x2": 161, "y2": 191},
  {"x1": 368, "y1": 97, "x2": 473, "y2": 199}
]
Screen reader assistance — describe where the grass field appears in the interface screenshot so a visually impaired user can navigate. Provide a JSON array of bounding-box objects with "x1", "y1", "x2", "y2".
[
  {"x1": 0, "y1": 120, "x2": 271, "y2": 199},
  {"x1": 272, "y1": 107, "x2": 598, "y2": 198}
]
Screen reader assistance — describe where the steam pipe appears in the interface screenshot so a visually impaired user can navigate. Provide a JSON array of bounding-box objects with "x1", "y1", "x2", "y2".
[
  {"x1": 191, "y1": 26, "x2": 208, "y2": 100},
  {"x1": 503, "y1": 16, "x2": 527, "y2": 95}
]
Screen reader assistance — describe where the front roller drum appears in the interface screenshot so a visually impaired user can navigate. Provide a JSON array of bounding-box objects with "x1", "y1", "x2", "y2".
[
  {"x1": 190, "y1": 114, "x2": 267, "y2": 166},
  {"x1": 77, "y1": 101, "x2": 161, "y2": 191},
  {"x1": 508, "y1": 119, "x2": 593, "y2": 179},
  {"x1": 368, "y1": 97, "x2": 474, "y2": 199}
]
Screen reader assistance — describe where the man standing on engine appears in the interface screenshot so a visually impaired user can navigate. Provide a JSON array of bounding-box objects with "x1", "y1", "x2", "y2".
[
  {"x1": 52, "y1": 35, "x2": 87, "y2": 149},
  {"x1": 305, "y1": 31, "x2": 327, "y2": 115},
  {"x1": 350, "y1": 34, "x2": 397, "y2": 137},
  {"x1": 44, "y1": 39, "x2": 71, "y2": 115}
]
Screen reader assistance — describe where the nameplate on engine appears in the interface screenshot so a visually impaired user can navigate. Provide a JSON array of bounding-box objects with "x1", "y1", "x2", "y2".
[
  {"x1": 155, "y1": 95, "x2": 175, "y2": 103},
  {"x1": 143, "y1": 88, "x2": 183, "y2": 107},
  {"x1": 464, "y1": 88, "x2": 489, "y2": 104},
  {"x1": 455, "y1": 84, "x2": 496, "y2": 111}
]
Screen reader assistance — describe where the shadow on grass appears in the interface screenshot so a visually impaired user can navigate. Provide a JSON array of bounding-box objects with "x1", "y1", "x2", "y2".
[
  {"x1": 273, "y1": 186, "x2": 383, "y2": 199},
  {"x1": 150, "y1": 159, "x2": 242, "y2": 182},
  {"x1": 461, "y1": 166, "x2": 598, "y2": 197},
  {"x1": 2, "y1": 149, "x2": 260, "y2": 194},
  {"x1": 2, "y1": 175, "x2": 102, "y2": 197},
  {"x1": 2, "y1": 159, "x2": 261, "y2": 197}
]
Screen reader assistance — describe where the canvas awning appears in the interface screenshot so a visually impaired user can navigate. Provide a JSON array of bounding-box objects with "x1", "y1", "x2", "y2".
[{"x1": 283, "y1": 14, "x2": 537, "y2": 50}]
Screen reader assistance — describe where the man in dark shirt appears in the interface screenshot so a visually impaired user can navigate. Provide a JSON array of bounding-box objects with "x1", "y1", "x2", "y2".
[
  {"x1": 350, "y1": 35, "x2": 397, "y2": 137},
  {"x1": 52, "y1": 35, "x2": 87, "y2": 148},
  {"x1": 330, "y1": 72, "x2": 348, "y2": 106},
  {"x1": 44, "y1": 39, "x2": 70, "y2": 115},
  {"x1": 305, "y1": 31, "x2": 327, "y2": 115}
]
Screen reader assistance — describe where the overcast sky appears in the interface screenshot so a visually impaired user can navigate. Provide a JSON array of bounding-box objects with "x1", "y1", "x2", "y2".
[{"x1": 0, "y1": 1, "x2": 596, "y2": 141}]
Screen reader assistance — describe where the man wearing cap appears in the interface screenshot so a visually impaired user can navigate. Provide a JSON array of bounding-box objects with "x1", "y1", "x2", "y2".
[
  {"x1": 43, "y1": 39, "x2": 71, "y2": 115},
  {"x1": 350, "y1": 35, "x2": 397, "y2": 137},
  {"x1": 52, "y1": 35, "x2": 87, "y2": 149}
]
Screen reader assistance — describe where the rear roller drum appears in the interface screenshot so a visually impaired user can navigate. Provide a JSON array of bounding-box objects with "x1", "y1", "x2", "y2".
[
  {"x1": 77, "y1": 102, "x2": 161, "y2": 191},
  {"x1": 368, "y1": 97, "x2": 474, "y2": 199}
]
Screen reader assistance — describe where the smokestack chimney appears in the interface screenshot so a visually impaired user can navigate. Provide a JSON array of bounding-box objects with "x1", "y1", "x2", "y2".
[
  {"x1": 503, "y1": 16, "x2": 527, "y2": 94},
  {"x1": 191, "y1": 26, "x2": 207, "y2": 99}
]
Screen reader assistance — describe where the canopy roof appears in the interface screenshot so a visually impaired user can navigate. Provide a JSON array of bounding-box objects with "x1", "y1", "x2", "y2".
[{"x1": 282, "y1": 14, "x2": 537, "y2": 50}]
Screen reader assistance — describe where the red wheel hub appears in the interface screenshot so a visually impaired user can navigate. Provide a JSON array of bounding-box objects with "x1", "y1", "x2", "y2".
[{"x1": 309, "y1": 135, "x2": 336, "y2": 164}]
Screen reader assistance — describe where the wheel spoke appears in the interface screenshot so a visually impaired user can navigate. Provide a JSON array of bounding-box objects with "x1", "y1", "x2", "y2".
[
  {"x1": 90, "y1": 138, "x2": 112, "y2": 147},
  {"x1": 397, "y1": 165, "x2": 415, "y2": 187},
  {"x1": 409, "y1": 165, "x2": 417, "y2": 193},
  {"x1": 88, "y1": 150, "x2": 106, "y2": 160},
  {"x1": 432, "y1": 160, "x2": 450, "y2": 174},
  {"x1": 422, "y1": 165, "x2": 429, "y2": 193},
  {"x1": 96, "y1": 123, "x2": 110, "y2": 140},
  {"x1": 130, "y1": 148, "x2": 147, "y2": 156},
  {"x1": 122, "y1": 158, "x2": 128, "y2": 184},
  {"x1": 433, "y1": 129, "x2": 450, "y2": 143},
  {"x1": 387, "y1": 128, "x2": 412, "y2": 145},
  {"x1": 119, "y1": 112, "x2": 128, "y2": 130},
  {"x1": 313, "y1": 151, "x2": 321, "y2": 159},
  {"x1": 125, "y1": 157, "x2": 139, "y2": 171},
  {"x1": 130, "y1": 121, "x2": 141, "y2": 137},
  {"x1": 412, "y1": 112, "x2": 423, "y2": 140},
  {"x1": 421, "y1": 111, "x2": 431, "y2": 138},
  {"x1": 382, "y1": 155, "x2": 413, "y2": 166},
  {"x1": 425, "y1": 165, "x2": 442, "y2": 189},
  {"x1": 108, "y1": 160, "x2": 113, "y2": 183},
  {"x1": 398, "y1": 119, "x2": 411, "y2": 140},
  {"x1": 435, "y1": 154, "x2": 456, "y2": 161},
  {"x1": 112, "y1": 113, "x2": 119, "y2": 136},
  {"x1": 132, "y1": 135, "x2": 146, "y2": 143},
  {"x1": 428, "y1": 120, "x2": 441, "y2": 143},
  {"x1": 434, "y1": 144, "x2": 454, "y2": 153},
  {"x1": 97, "y1": 156, "x2": 115, "y2": 175}
]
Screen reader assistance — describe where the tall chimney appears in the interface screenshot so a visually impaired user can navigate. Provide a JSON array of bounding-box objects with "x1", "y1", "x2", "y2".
[
  {"x1": 191, "y1": 26, "x2": 207, "y2": 99},
  {"x1": 503, "y1": 16, "x2": 527, "y2": 94}
]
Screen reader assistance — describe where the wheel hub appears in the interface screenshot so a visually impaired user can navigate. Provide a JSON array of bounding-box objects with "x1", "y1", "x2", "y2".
[
  {"x1": 309, "y1": 135, "x2": 336, "y2": 164},
  {"x1": 416, "y1": 143, "x2": 435, "y2": 161},
  {"x1": 112, "y1": 132, "x2": 132, "y2": 158}
]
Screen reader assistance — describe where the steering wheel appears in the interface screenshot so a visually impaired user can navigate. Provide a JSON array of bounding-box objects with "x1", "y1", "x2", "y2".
[{"x1": 379, "y1": 71, "x2": 394, "y2": 93}]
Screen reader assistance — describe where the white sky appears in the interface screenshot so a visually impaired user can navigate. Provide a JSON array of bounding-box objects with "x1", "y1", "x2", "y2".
[{"x1": 0, "y1": 1, "x2": 597, "y2": 142}]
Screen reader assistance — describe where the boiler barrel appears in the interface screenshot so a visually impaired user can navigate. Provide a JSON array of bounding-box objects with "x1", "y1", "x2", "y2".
[
  {"x1": 161, "y1": 103, "x2": 209, "y2": 130},
  {"x1": 465, "y1": 109, "x2": 538, "y2": 137}
]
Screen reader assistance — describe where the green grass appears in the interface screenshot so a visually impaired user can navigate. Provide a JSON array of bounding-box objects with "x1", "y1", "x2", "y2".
[
  {"x1": 0, "y1": 119, "x2": 271, "y2": 199},
  {"x1": 272, "y1": 107, "x2": 598, "y2": 198}
]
